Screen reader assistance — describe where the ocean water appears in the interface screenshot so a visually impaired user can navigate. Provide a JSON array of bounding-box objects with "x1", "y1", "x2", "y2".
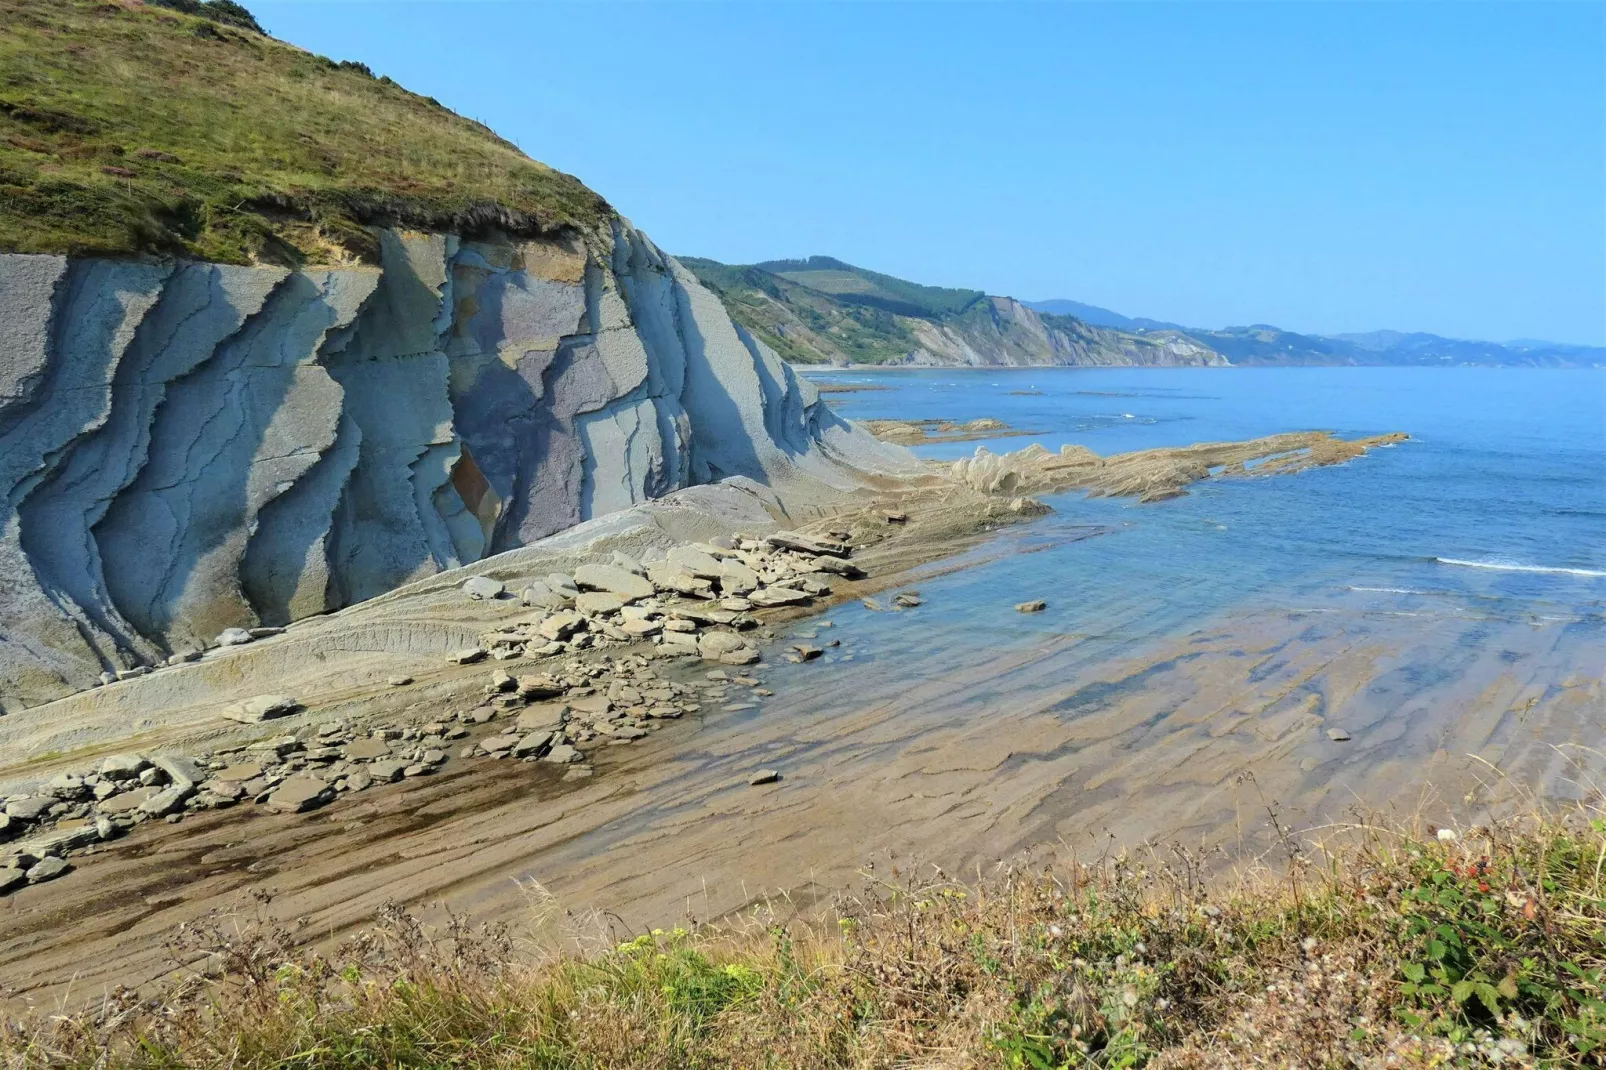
[
  {"x1": 805, "y1": 367, "x2": 1606, "y2": 649},
  {"x1": 703, "y1": 367, "x2": 1606, "y2": 820}
]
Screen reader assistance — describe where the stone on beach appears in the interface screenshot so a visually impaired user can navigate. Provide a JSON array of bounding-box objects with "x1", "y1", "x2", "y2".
[
  {"x1": 220, "y1": 694, "x2": 302, "y2": 724},
  {"x1": 1016, "y1": 600, "x2": 1047, "y2": 613},
  {"x1": 462, "y1": 576, "x2": 505, "y2": 600},
  {"x1": 266, "y1": 776, "x2": 334, "y2": 814},
  {"x1": 214, "y1": 627, "x2": 254, "y2": 647},
  {"x1": 748, "y1": 587, "x2": 810, "y2": 608},
  {"x1": 748, "y1": 769, "x2": 781, "y2": 786},
  {"x1": 573, "y1": 564, "x2": 654, "y2": 602}
]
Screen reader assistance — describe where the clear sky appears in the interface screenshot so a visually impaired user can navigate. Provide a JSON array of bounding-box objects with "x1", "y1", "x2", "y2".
[{"x1": 253, "y1": 1, "x2": 1605, "y2": 345}]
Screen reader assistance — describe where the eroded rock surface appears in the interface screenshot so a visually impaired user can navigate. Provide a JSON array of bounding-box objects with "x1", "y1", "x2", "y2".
[{"x1": 0, "y1": 224, "x2": 914, "y2": 712}]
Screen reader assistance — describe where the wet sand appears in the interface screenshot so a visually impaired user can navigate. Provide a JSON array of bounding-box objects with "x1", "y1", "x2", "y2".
[{"x1": 3, "y1": 567, "x2": 1599, "y2": 1010}]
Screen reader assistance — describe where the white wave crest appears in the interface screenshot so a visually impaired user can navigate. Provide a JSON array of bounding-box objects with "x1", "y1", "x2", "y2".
[
  {"x1": 1348, "y1": 586, "x2": 1426, "y2": 595},
  {"x1": 1435, "y1": 557, "x2": 1606, "y2": 578}
]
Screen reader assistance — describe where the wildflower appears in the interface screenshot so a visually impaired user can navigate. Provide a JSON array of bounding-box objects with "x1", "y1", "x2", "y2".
[
  {"x1": 1301, "y1": 936, "x2": 1318, "y2": 952},
  {"x1": 1436, "y1": 828, "x2": 1458, "y2": 843}
]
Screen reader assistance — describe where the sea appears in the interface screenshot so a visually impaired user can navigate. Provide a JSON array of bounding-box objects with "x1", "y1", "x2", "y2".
[{"x1": 730, "y1": 366, "x2": 1606, "y2": 839}]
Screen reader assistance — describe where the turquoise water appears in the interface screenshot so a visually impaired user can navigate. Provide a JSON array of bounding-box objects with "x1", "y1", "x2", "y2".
[{"x1": 756, "y1": 367, "x2": 1605, "y2": 703}]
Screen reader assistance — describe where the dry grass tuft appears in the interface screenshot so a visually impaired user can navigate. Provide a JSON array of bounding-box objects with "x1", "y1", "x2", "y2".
[{"x1": 4, "y1": 810, "x2": 1604, "y2": 1068}]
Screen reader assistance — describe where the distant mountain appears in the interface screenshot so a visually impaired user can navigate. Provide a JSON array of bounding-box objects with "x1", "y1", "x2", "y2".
[
  {"x1": 1026, "y1": 302, "x2": 1605, "y2": 368},
  {"x1": 683, "y1": 257, "x2": 1604, "y2": 368},
  {"x1": 678, "y1": 257, "x2": 1224, "y2": 367},
  {"x1": 1023, "y1": 299, "x2": 1138, "y2": 330}
]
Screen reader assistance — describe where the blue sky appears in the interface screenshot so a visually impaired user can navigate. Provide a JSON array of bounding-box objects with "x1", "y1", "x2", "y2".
[{"x1": 254, "y1": 2, "x2": 1605, "y2": 345}]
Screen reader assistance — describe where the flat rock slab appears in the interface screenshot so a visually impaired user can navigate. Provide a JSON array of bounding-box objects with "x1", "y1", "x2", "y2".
[
  {"x1": 517, "y1": 703, "x2": 568, "y2": 731},
  {"x1": 462, "y1": 576, "x2": 505, "y2": 600},
  {"x1": 214, "y1": 762, "x2": 264, "y2": 782},
  {"x1": 96, "y1": 787, "x2": 157, "y2": 815},
  {"x1": 266, "y1": 776, "x2": 333, "y2": 814},
  {"x1": 1016, "y1": 600, "x2": 1047, "y2": 613},
  {"x1": 575, "y1": 592, "x2": 626, "y2": 616},
  {"x1": 368, "y1": 759, "x2": 409, "y2": 782},
  {"x1": 573, "y1": 564, "x2": 654, "y2": 602},
  {"x1": 766, "y1": 532, "x2": 850, "y2": 558},
  {"x1": 748, "y1": 769, "x2": 781, "y2": 786},
  {"x1": 3, "y1": 797, "x2": 56, "y2": 822},
  {"x1": 220, "y1": 694, "x2": 301, "y2": 724},
  {"x1": 748, "y1": 587, "x2": 809, "y2": 607},
  {"x1": 343, "y1": 738, "x2": 392, "y2": 761}
]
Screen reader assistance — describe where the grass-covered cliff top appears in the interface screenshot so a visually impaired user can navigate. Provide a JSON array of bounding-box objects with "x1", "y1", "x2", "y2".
[{"x1": 0, "y1": 0, "x2": 611, "y2": 264}]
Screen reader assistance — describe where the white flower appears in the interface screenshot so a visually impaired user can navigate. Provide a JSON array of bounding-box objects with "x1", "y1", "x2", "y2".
[{"x1": 1436, "y1": 828, "x2": 1458, "y2": 843}]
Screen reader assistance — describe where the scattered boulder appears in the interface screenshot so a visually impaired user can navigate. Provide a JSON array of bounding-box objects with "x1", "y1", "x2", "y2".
[
  {"x1": 387, "y1": 675, "x2": 413, "y2": 687},
  {"x1": 512, "y1": 731, "x2": 553, "y2": 758},
  {"x1": 449, "y1": 647, "x2": 488, "y2": 665},
  {"x1": 749, "y1": 769, "x2": 781, "y2": 786},
  {"x1": 220, "y1": 694, "x2": 302, "y2": 724},
  {"x1": 748, "y1": 587, "x2": 810, "y2": 608},
  {"x1": 343, "y1": 738, "x2": 392, "y2": 761},
  {"x1": 1326, "y1": 728, "x2": 1352, "y2": 742},
  {"x1": 1016, "y1": 600, "x2": 1047, "y2": 613},
  {"x1": 520, "y1": 581, "x2": 569, "y2": 610},
  {"x1": 790, "y1": 644, "x2": 823, "y2": 662},
  {"x1": 767, "y1": 531, "x2": 850, "y2": 558},
  {"x1": 265, "y1": 776, "x2": 334, "y2": 814},
  {"x1": 893, "y1": 593, "x2": 923, "y2": 608},
  {"x1": 462, "y1": 576, "x2": 505, "y2": 600},
  {"x1": 668, "y1": 545, "x2": 723, "y2": 579},
  {"x1": 545, "y1": 573, "x2": 580, "y2": 599},
  {"x1": 538, "y1": 610, "x2": 586, "y2": 641},
  {"x1": 576, "y1": 591, "x2": 627, "y2": 616},
  {"x1": 573, "y1": 564, "x2": 654, "y2": 603},
  {"x1": 368, "y1": 759, "x2": 409, "y2": 783},
  {"x1": 698, "y1": 632, "x2": 748, "y2": 660},
  {"x1": 3, "y1": 797, "x2": 55, "y2": 823},
  {"x1": 0, "y1": 867, "x2": 26, "y2": 895},
  {"x1": 214, "y1": 627, "x2": 254, "y2": 647},
  {"x1": 25, "y1": 856, "x2": 71, "y2": 884}
]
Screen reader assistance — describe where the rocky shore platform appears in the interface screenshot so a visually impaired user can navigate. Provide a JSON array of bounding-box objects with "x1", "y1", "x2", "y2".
[{"x1": 0, "y1": 431, "x2": 1421, "y2": 1006}]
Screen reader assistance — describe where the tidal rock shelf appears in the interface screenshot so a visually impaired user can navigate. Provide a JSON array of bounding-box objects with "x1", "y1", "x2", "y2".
[
  {"x1": 0, "y1": 526, "x2": 863, "y2": 895},
  {"x1": 0, "y1": 224, "x2": 915, "y2": 713}
]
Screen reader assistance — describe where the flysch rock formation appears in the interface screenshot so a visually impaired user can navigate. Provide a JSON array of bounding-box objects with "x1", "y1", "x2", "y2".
[
  {"x1": 902, "y1": 296, "x2": 1225, "y2": 368},
  {"x1": 0, "y1": 221, "x2": 916, "y2": 713}
]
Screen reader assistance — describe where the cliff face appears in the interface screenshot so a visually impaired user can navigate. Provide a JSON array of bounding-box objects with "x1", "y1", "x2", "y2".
[
  {"x1": 677, "y1": 256, "x2": 1226, "y2": 367},
  {"x1": 0, "y1": 222, "x2": 912, "y2": 712},
  {"x1": 901, "y1": 297, "x2": 1225, "y2": 367}
]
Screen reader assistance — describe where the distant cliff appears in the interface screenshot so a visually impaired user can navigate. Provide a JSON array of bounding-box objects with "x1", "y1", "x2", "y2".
[{"x1": 679, "y1": 257, "x2": 1225, "y2": 368}]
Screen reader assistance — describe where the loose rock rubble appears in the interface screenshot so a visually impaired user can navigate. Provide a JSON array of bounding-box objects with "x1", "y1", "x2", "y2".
[{"x1": 0, "y1": 530, "x2": 863, "y2": 897}]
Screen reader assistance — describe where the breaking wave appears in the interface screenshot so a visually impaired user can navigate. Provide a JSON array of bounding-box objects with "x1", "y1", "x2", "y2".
[{"x1": 1435, "y1": 557, "x2": 1606, "y2": 578}]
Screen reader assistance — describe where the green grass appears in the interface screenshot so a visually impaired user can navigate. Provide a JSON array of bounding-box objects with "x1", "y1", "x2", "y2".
[
  {"x1": 7, "y1": 810, "x2": 1603, "y2": 1067},
  {"x1": 0, "y1": 0, "x2": 610, "y2": 264},
  {"x1": 755, "y1": 255, "x2": 985, "y2": 318}
]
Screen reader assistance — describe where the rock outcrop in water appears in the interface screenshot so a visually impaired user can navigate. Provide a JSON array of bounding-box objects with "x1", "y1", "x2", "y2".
[{"x1": 0, "y1": 223, "x2": 913, "y2": 712}]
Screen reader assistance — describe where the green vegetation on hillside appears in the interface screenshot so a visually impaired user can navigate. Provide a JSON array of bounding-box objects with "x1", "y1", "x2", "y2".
[
  {"x1": 8, "y1": 813, "x2": 1603, "y2": 1066},
  {"x1": 0, "y1": 0, "x2": 610, "y2": 264},
  {"x1": 756, "y1": 255, "x2": 986, "y2": 318},
  {"x1": 680, "y1": 255, "x2": 928, "y2": 365}
]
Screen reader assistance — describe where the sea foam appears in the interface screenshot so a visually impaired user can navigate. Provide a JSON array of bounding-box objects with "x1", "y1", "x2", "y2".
[{"x1": 1435, "y1": 557, "x2": 1606, "y2": 578}]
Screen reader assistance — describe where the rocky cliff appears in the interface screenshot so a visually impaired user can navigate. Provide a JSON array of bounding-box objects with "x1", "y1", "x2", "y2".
[
  {"x1": 679, "y1": 256, "x2": 1226, "y2": 367},
  {"x1": 0, "y1": 223, "x2": 914, "y2": 713}
]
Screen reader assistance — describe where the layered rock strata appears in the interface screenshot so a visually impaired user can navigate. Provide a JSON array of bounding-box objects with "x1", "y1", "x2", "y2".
[{"x1": 0, "y1": 223, "x2": 913, "y2": 712}]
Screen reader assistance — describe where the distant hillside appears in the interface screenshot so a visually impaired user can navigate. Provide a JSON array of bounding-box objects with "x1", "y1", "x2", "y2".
[
  {"x1": 1029, "y1": 300, "x2": 1604, "y2": 368},
  {"x1": 0, "y1": 0, "x2": 609, "y2": 263},
  {"x1": 1024, "y1": 298, "x2": 1138, "y2": 330},
  {"x1": 679, "y1": 256, "x2": 1225, "y2": 368}
]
